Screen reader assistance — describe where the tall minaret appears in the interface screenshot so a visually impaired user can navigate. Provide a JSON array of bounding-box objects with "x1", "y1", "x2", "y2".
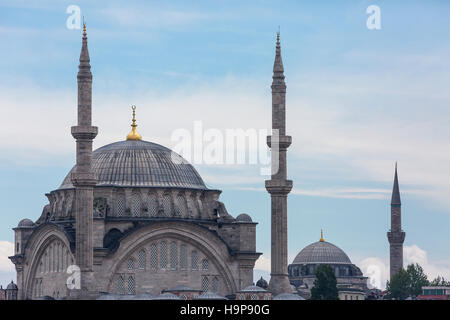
[
  {"x1": 265, "y1": 32, "x2": 293, "y2": 295},
  {"x1": 387, "y1": 163, "x2": 405, "y2": 280},
  {"x1": 70, "y1": 24, "x2": 98, "y2": 297}
]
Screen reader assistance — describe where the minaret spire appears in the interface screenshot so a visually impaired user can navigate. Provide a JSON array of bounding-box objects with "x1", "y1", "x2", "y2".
[
  {"x1": 70, "y1": 24, "x2": 98, "y2": 298},
  {"x1": 265, "y1": 32, "x2": 293, "y2": 295},
  {"x1": 387, "y1": 163, "x2": 405, "y2": 280}
]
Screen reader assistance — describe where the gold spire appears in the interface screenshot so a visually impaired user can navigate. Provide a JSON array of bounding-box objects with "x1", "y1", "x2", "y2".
[
  {"x1": 126, "y1": 105, "x2": 142, "y2": 141},
  {"x1": 320, "y1": 229, "x2": 324, "y2": 242},
  {"x1": 83, "y1": 23, "x2": 86, "y2": 33}
]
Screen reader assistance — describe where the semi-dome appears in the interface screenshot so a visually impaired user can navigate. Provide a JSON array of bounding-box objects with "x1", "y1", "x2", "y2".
[
  {"x1": 59, "y1": 140, "x2": 207, "y2": 190},
  {"x1": 236, "y1": 213, "x2": 253, "y2": 222},
  {"x1": 18, "y1": 219, "x2": 35, "y2": 228},
  {"x1": 292, "y1": 241, "x2": 351, "y2": 265}
]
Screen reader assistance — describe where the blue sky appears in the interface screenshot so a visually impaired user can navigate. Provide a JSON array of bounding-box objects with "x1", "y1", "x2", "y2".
[{"x1": 1, "y1": 0, "x2": 450, "y2": 288}]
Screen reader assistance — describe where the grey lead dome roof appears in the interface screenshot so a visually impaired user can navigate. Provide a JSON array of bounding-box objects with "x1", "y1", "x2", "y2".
[
  {"x1": 59, "y1": 140, "x2": 207, "y2": 190},
  {"x1": 292, "y1": 241, "x2": 352, "y2": 265}
]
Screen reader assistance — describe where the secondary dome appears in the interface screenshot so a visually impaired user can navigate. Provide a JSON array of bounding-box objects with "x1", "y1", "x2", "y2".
[
  {"x1": 292, "y1": 241, "x2": 351, "y2": 265},
  {"x1": 59, "y1": 140, "x2": 206, "y2": 190}
]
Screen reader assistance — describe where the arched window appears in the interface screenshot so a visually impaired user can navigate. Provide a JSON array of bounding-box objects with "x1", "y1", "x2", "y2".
[
  {"x1": 150, "y1": 244, "x2": 158, "y2": 270},
  {"x1": 251, "y1": 294, "x2": 258, "y2": 300},
  {"x1": 138, "y1": 249, "x2": 146, "y2": 269},
  {"x1": 191, "y1": 251, "x2": 198, "y2": 270},
  {"x1": 160, "y1": 240, "x2": 167, "y2": 269},
  {"x1": 148, "y1": 193, "x2": 158, "y2": 217},
  {"x1": 201, "y1": 276, "x2": 209, "y2": 292},
  {"x1": 163, "y1": 194, "x2": 171, "y2": 217},
  {"x1": 127, "y1": 276, "x2": 135, "y2": 295},
  {"x1": 127, "y1": 257, "x2": 135, "y2": 270},
  {"x1": 212, "y1": 277, "x2": 219, "y2": 293},
  {"x1": 180, "y1": 294, "x2": 187, "y2": 300},
  {"x1": 116, "y1": 193, "x2": 125, "y2": 217},
  {"x1": 131, "y1": 192, "x2": 141, "y2": 217},
  {"x1": 176, "y1": 195, "x2": 186, "y2": 217},
  {"x1": 170, "y1": 241, "x2": 177, "y2": 270},
  {"x1": 202, "y1": 259, "x2": 209, "y2": 271},
  {"x1": 180, "y1": 245, "x2": 187, "y2": 270},
  {"x1": 117, "y1": 275, "x2": 125, "y2": 294}
]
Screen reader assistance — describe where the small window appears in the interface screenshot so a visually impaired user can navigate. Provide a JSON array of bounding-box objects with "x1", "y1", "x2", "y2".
[
  {"x1": 150, "y1": 244, "x2": 158, "y2": 269},
  {"x1": 191, "y1": 251, "x2": 198, "y2": 270},
  {"x1": 118, "y1": 276, "x2": 125, "y2": 294},
  {"x1": 201, "y1": 276, "x2": 209, "y2": 292},
  {"x1": 212, "y1": 277, "x2": 219, "y2": 293},
  {"x1": 127, "y1": 258, "x2": 135, "y2": 270},
  {"x1": 180, "y1": 244, "x2": 187, "y2": 270},
  {"x1": 202, "y1": 259, "x2": 209, "y2": 271},
  {"x1": 138, "y1": 249, "x2": 146, "y2": 269},
  {"x1": 160, "y1": 241, "x2": 167, "y2": 269},
  {"x1": 170, "y1": 242, "x2": 177, "y2": 270},
  {"x1": 127, "y1": 276, "x2": 135, "y2": 295}
]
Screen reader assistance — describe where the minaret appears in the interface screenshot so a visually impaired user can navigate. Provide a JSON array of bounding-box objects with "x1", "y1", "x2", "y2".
[
  {"x1": 387, "y1": 163, "x2": 405, "y2": 280},
  {"x1": 265, "y1": 32, "x2": 293, "y2": 295},
  {"x1": 70, "y1": 24, "x2": 98, "y2": 297}
]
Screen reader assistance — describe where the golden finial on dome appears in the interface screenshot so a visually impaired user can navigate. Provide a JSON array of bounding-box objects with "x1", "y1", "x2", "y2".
[
  {"x1": 320, "y1": 229, "x2": 324, "y2": 242},
  {"x1": 126, "y1": 105, "x2": 142, "y2": 141}
]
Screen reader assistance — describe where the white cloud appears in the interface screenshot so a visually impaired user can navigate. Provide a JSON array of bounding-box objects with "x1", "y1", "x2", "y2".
[
  {"x1": 255, "y1": 255, "x2": 271, "y2": 272},
  {"x1": 358, "y1": 257, "x2": 389, "y2": 290},
  {"x1": 404, "y1": 244, "x2": 450, "y2": 281},
  {"x1": 0, "y1": 241, "x2": 14, "y2": 272}
]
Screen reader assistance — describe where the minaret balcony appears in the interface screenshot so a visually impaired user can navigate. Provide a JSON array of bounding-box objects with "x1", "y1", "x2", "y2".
[
  {"x1": 387, "y1": 231, "x2": 405, "y2": 243},
  {"x1": 71, "y1": 126, "x2": 98, "y2": 140},
  {"x1": 267, "y1": 135, "x2": 292, "y2": 149}
]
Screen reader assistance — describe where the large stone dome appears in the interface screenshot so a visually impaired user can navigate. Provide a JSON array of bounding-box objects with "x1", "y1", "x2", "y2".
[
  {"x1": 59, "y1": 140, "x2": 206, "y2": 190},
  {"x1": 292, "y1": 241, "x2": 351, "y2": 265}
]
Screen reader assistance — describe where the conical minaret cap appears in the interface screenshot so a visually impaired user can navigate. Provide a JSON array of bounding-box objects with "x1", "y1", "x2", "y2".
[
  {"x1": 273, "y1": 32, "x2": 285, "y2": 76},
  {"x1": 391, "y1": 162, "x2": 401, "y2": 205},
  {"x1": 78, "y1": 23, "x2": 91, "y2": 78}
]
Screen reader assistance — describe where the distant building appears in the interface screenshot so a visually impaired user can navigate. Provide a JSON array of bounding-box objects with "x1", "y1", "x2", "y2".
[
  {"x1": 288, "y1": 231, "x2": 368, "y2": 299},
  {"x1": 0, "y1": 281, "x2": 18, "y2": 300},
  {"x1": 338, "y1": 288, "x2": 365, "y2": 300},
  {"x1": 418, "y1": 286, "x2": 450, "y2": 300}
]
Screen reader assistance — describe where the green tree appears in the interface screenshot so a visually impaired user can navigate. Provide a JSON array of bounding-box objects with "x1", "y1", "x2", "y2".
[
  {"x1": 310, "y1": 264, "x2": 339, "y2": 300},
  {"x1": 430, "y1": 276, "x2": 450, "y2": 287},
  {"x1": 407, "y1": 263, "x2": 429, "y2": 297},
  {"x1": 386, "y1": 263, "x2": 429, "y2": 299},
  {"x1": 386, "y1": 268, "x2": 410, "y2": 300}
]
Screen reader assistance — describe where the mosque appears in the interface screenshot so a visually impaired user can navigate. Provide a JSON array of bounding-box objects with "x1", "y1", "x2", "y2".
[{"x1": 8, "y1": 25, "x2": 403, "y2": 300}]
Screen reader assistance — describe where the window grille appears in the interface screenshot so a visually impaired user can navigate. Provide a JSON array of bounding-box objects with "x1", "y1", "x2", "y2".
[
  {"x1": 163, "y1": 194, "x2": 171, "y2": 217},
  {"x1": 131, "y1": 193, "x2": 141, "y2": 217},
  {"x1": 170, "y1": 241, "x2": 177, "y2": 270},
  {"x1": 201, "y1": 276, "x2": 209, "y2": 292},
  {"x1": 176, "y1": 195, "x2": 185, "y2": 217},
  {"x1": 180, "y1": 245, "x2": 187, "y2": 270},
  {"x1": 127, "y1": 258, "x2": 135, "y2": 270},
  {"x1": 191, "y1": 251, "x2": 198, "y2": 270},
  {"x1": 148, "y1": 193, "x2": 158, "y2": 217},
  {"x1": 160, "y1": 240, "x2": 167, "y2": 269},
  {"x1": 127, "y1": 276, "x2": 135, "y2": 295},
  {"x1": 251, "y1": 294, "x2": 258, "y2": 300},
  {"x1": 212, "y1": 277, "x2": 219, "y2": 293},
  {"x1": 117, "y1": 275, "x2": 125, "y2": 294},
  {"x1": 116, "y1": 193, "x2": 125, "y2": 217},
  {"x1": 202, "y1": 259, "x2": 209, "y2": 271},
  {"x1": 138, "y1": 249, "x2": 146, "y2": 269},
  {"x1": 150, "y1": 244, "x2": 158, "y2": 269}
]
